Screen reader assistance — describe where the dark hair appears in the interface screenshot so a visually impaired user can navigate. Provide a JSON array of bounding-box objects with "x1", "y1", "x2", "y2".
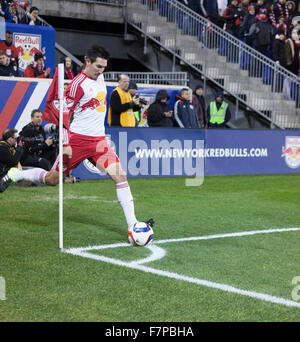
[
  {"x1": 6, "y1": 31, "x2": 12, "y2": 35},
  {"x1": 86, "y1": 45, "x2": 110, "y2": 63},
  {"x1": 34, "y1": 52, "x2": 44, "y2": 62},
  {"x1": 31, "y1": 109, "x2": 42, "y2": 118},
  {"x1": 29, "y1": 6, "x2": 39, "y2": 13},
  {"x1": 2, "y1": 128, "x2": 17, "y2": 141},
  {"x1": 0, "y1": 50, "x2": 7, "y2": 57}
]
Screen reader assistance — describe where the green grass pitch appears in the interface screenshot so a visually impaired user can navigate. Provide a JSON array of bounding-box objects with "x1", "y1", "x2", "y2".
[{"x1": 1, "y1": 174, "x2": 300, "y2": 322}]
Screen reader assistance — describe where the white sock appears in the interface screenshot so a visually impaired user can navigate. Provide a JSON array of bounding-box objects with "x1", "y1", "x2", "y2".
[
  {"x1": 116, "y1": 181, "x2": 137, "y2": 228},
  {"x1": 11, "y1": 168, "x2": 48, "y2": 184}
]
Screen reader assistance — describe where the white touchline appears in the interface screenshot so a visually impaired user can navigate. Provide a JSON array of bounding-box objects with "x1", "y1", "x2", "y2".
[{"x1": 63, "y1": 227, "x2": 300, "y2": 309}]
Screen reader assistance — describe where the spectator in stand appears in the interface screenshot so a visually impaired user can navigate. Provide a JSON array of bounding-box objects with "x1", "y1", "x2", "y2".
[
  {"x1": 24, "y1": 52, "x2": 51, "y2": 78},
  {"x1": 0, "y1": 0, "x2": 12, "y2": 13},
  {"x1": 275, "y1": 16, "x2": 288, "y2": 39},
  {"x1": 240, "y1": 5, "x2": 257, "y2": 46},
  {"x1": 250, "y1": 8, "x2": 273, "y2": 56},
  {"x1": 174, "y1": 88, "x2": 200, "y2": 128},
  {"x1": 147, "y1": 89, "x2": 174, "y2": 127},
  {"x1": 0, "y1": 49, "x2": 20, "y2": 77},
  {"x1": 64, "y1": 56, "x2": 77, "y2": 80},
  {"x1": 286, "y1": 33, "x2": 299, "y2": 75},
  {"x1": 254, "y1": 0, "x2": 266, "y2": 16},
  {"x1": 0, "y1": 31, "x2": 19, "y2": 68},
  {"x1": 273, "y1": 0, "x2": 289, "y2": 24},
  {"x1": 207, "y1": 92, "x2": 231, "y2": 128},
  {"x1": 288, "y1": 14, "x2": 300, "y2": 39},
  {"x1": 287, "y1": 1, "x2": 297, "y2": 24},
  {"x1": 4, "y1": 2, "x2": 20, "y2": 23},
  {"x1": 238, "y1": 0, "x2": 251, "y2": 17},
  {"x1": 199, "y1": 0, "x2": 220, "y2": 25},
  {"x1": 223, "y1": 0, "x2": 244, "y2": 38},
  {"x1": 273, "y1": 27, "x2": 287, "y2": 68},
  {"x1": 20, "y1": 6, "x2": 43, "y2": 26},
  {"x1": 267, "y1": 2, "x2": 277, "y2": 28},
  {"x1": 191, "y1": 83, "x2": 208, "y2": 128}
]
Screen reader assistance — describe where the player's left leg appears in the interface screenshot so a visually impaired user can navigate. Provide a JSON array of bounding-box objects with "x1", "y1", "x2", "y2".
[
  {"x1": 105, "y1": 161, "x2": 138, "y2": 229},
  {"x1": 0, "y1": 167, "x2": 49, "y2": 193},
  {"x1": 0, "y1": 146, "x2": 72, "y2": 192},
  {"x1": 104, "y1": 162, "x2": 155, "y2": 229}
]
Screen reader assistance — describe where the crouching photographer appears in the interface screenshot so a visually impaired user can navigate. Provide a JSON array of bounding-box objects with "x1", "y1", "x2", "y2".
[
  {"x1": 0, "y1": 128, "x2": 25, "y2": 181},
  {"x1": 19, "y1": 109, "x2": 58, "y2": 171}
]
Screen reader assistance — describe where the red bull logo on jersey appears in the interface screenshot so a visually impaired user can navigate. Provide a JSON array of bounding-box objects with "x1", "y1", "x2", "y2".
[
  {"x1": 281, "y1": 136, "x2": 300, "y2": 169},
  {"x1": 80, "y1": 91, "x2": 107, "y2": 113},
  {"x1": 14, "y1": 33, "x2": 42, "y2": 71}
]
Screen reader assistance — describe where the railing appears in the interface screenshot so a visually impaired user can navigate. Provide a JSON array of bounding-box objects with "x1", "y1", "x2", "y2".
[
  {"x1": 76, "y1": 0, "x2": 126, "y2": 6},
  {"x1": 104, "y1": 71, "x2": 188, "y2": 85},
  {"x1": 125, "y1": 0, "x2": 300, "y2": 128}
]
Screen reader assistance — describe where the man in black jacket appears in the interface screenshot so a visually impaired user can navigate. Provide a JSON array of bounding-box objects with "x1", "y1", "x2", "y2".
[
  {"x1": 19, "y1": 109, "x2": 57, "y2": 171},
  {"x1": 147, "y1": 89, "x2": 174, "y2": 127}
]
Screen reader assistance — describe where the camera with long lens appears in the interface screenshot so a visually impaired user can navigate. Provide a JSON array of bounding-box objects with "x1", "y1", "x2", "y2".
[
  {"x1": 135, "y1": 95, "x2": 148, "y2": 106},
  {"x1": 44, "y1": 123, "x2": 58, "y2": 135},
  {"x1": 44, "y1": 123, "x2": 59, "y2": 146}
]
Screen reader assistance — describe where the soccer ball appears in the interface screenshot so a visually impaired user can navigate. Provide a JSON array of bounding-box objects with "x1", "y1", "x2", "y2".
[{"x1": 128, "y1": 222, "x2": 154, "y2": 246}]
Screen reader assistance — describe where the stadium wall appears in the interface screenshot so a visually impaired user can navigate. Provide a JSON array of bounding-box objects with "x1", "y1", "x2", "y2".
[
  {"x1": 0, "y1": 77, "x2": 299, "y2": 177},
  {"x1": 1, "y1": 23, "x2": 55, "y2": 77}
]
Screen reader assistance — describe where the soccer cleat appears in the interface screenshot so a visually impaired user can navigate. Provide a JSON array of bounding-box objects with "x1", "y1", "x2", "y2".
[
  {"x1": 0, "y1": 173, "x2": 13, "y2": 193},
  {"x1": 64, "y1": 176, "x2": 80, "y2": 184},
  {"x1": 7, "y1": 167, "x2": 18, "y2": 182},
  {"x1": 144, "y1": 218, "x2": 155, "y2": 228}
]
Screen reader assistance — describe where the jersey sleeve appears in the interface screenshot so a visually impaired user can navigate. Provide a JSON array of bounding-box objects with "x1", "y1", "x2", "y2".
[{"x1": 66, "y1": 77, "x2": 85, "y2": 116}]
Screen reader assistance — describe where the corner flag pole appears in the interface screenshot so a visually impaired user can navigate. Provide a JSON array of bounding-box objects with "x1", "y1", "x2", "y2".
[{"x1": 58, "y1": 63, "x2": 64, "y2": 251}]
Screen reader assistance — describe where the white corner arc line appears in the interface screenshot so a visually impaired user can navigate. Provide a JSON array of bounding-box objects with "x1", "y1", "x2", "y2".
[{"x1": 63, "y1": 227, "x2": 300, "y2": 309}]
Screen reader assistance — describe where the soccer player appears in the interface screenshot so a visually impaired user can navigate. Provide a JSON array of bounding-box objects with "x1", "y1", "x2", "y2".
[{"x1": 0, "y1": 45, "x2": 154, "y2": 230}]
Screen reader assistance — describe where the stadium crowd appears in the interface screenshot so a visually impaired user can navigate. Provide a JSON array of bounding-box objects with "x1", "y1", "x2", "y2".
[{"x1": 182, "y1": 0, "x2": 300, "y2": 75}]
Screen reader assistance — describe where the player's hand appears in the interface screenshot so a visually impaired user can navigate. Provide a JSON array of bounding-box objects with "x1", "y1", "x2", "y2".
[
  {"x1": 44, "y1": 68, "x2": 51, "y2": 77},
  {"x1": 63, "y1": 145, "x2": 72, "y2": 159}
]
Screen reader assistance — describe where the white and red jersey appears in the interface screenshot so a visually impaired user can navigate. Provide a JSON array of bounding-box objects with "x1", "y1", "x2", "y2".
[{"x1": 66, "y1": 72, "x2": 107, "y2": 137}]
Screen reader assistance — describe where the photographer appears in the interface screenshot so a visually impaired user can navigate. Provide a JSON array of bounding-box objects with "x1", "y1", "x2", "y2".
[
  {"x1": 0, "y1": 128, "x2": 25, "y2": 182},
  {"x1": 127, "y1": 80, "x2": 148, "y2": 127},
  {"x1": 19, "y1": 109, "x2": 57, "y2": 171},
  {"x1": 108, "y1": 74, "x2": 142, "y2": 127}
]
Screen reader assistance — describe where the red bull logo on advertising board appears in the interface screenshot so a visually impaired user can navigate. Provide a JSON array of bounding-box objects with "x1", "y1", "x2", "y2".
[
  {"x1": 281, "y1": 137, "x2": 300, "y2": 169},
  {"x1": 14, "y1": 33, "x2": 42, "y2": 71}
]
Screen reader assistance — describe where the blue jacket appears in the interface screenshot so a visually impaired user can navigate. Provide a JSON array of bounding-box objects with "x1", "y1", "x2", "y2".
[
  {"x1": 4, "y1": 6, "x2": 18, "y2": 23},
  {"x1": 174, "y1": 98, "x2": 200, "y2": 128}
]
